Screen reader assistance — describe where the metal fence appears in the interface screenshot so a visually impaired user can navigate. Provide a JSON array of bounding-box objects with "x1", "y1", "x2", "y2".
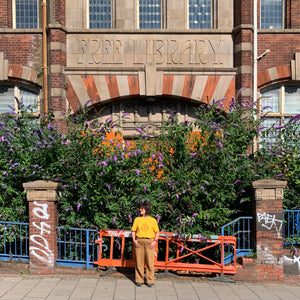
[
  {"x1": 0, "y1": 222, "x2": 99, "y2": 269},
  {"x1": 283, "y1": 210, "x2": 300, "y2": 245},
  {"x1": 0, "y1": 221, "x2": 29, "y2": 261},
  {"x1": 56, "y1": 227, "x2": 99, "y2": 269},
  {"x1": 221, "y1": 216, "x2": 253, "y2": 265},
  {"x1": 1, "y1": 210, "x2": 299, "y2": 268}
]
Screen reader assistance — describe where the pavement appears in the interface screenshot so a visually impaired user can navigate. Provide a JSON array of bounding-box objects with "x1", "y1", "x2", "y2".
[{"x1": 0, "y1": 272, "x2": 300, "y2": 300}]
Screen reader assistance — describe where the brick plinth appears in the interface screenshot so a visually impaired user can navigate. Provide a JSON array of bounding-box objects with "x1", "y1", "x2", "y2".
[
  {"x1": 252, "y1": 179, "x2": 287, "y2": 281},
  {"x1": 23, "y1": 181, "x2": 61, "y2": 275}
]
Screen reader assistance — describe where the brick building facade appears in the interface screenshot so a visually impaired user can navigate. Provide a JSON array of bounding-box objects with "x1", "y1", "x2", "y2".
[{"x1": 0, "y1": 0, "x2": 299, "y2": 134}]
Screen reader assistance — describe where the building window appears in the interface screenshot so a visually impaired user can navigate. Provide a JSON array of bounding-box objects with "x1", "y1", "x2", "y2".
[
  {"x1": 139, "y1": 0, "x2": 162, "y2": 29},
  {"x1": 260, "y1": 0, "x2": 283, "y2": 29},
  {"x1": 189, "y1": 0, "x2": 212, "y2": 29},
  {"x1": 14, "y1": 0, "x2": 39, "y2": 29},
  {"x1": 260, "y1": 85, "x2": 300, "y2": 144},
  {"x1": 89, "y1": 0, "x2": 112, "y2": 29},
  {"x1": 0, "y1": 85, "x2": 39, "y2": 114}
]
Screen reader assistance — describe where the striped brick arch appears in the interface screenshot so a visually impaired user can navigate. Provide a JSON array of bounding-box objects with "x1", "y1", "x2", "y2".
[
  {"x1": 257, "y1": 64, "x2": 292, "y2": 89},
  {"x1": 65, "y1": 74, "x2": 235, "y2": 112},
  {"x1": 8, "y1": 64, "x2": 39, "y2": 84}
]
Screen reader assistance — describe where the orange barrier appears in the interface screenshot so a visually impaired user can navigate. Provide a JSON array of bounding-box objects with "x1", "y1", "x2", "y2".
[{"x1": 94, "y1": 229, "x2": 236, "y2": 275}]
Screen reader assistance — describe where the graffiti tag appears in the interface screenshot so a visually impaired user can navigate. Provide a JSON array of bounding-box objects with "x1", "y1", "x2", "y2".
[
  {"x1": 30, "y1": 201, "x2": 54, "y2": 267},
  {"x1": 257, "y1": 212, "x2": 283, "y2": 237}
]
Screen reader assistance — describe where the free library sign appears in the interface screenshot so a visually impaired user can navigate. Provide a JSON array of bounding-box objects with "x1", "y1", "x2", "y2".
[{"x1": 67, "y1": 34, "x2": 233, "y2": 69}]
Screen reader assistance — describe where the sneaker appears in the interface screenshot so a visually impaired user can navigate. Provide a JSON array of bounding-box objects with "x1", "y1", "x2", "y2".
[
  {"x1": 136, "y1": 283, "x2": 142, "y2": 287},
  {"x1": 147, "y1": 283, "x2": 154, "y2": 287}
]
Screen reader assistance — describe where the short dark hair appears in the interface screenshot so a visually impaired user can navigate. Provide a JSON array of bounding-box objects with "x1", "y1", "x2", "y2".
[{"x1": 140, "y1": 203, "x2": 152, "y2": 215}]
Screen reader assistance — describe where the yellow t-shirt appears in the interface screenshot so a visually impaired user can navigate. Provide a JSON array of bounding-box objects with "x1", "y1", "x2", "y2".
[{"x1": 131, "y1": 216, "x2": 159, "y2": 238}]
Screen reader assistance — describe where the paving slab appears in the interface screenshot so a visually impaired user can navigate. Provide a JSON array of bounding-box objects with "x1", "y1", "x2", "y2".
[{"x1": 0, "y1": 275, "x2": 299, "y2": 300}]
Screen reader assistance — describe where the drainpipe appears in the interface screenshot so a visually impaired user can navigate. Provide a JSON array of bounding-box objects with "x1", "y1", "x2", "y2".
[
  {"x1": 42, "y1": 0, "x2": 48, "y2": 115},
  {"x1": 253, "y1": 0, "x2": 258, "y2": 105},
  {"x1": 252, "y1": 0, "x2": 258, "y2": 152}
]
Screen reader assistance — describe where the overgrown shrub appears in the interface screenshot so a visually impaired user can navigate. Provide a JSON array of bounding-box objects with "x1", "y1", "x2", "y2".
[{"x1": 0, "y1": 97, "x2": 299, "y2": 236}]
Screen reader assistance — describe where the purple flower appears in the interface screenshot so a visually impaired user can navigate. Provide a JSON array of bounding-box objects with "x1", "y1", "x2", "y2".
[
  {"x1": 175, "y1": 194, "x2": 179, "y2": 199},
  {"x1": 277, "y1": 174, "x2": 283, "y2": 178},
  {"x1": 84, "y1": 99, "x2": 92, "y2": 108},
  {"x1": 128, "y1": 215, "x2": 132, "y2": 223},
  {"x1": 107, "y1": 184, "x2": 111, "y2": 191},
  {"x1": 262, "y1": 105, "x2": 272, "y2": 110},
  {"x1": 77, "y1": 203, "x2": 81, "y2": 211},
  {"x1": 234, "y1": 180, "x2": 241, "y2": 185},
  {"x1": 192, "y1": 213, "x2": 198, "y2": 218},
  {"x1": 135, "y1": 169, "x2": 140, "y2": 176},
  {"x1": 99, "y1": 161, "x2": 107, "y2": 167},
  {"x1": 113, "y1": 217, "x2": 116, "y2": 223},
  {"x1": 156, "y1": 214, "x2": 161, "y2": 224},
  {"x1": 200, "y1": 186, "x2": 204, "y2": 190},
  {"x1": 135, "y1": 127, "x2": 144, "y2": 134},
  {"x1": 143, "y1": 186, "x2": 147, "y2": 192}
]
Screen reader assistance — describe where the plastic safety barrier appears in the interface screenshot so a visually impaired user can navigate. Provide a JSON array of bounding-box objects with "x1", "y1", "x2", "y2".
[{"x1": 94, "y1": 229, "x2": 236, "y2": 275}]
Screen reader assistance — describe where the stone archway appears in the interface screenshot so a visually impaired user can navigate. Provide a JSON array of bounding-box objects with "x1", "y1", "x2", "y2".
[{"x1": 65, "y1": 73, "x2": 235, "y2": 115}]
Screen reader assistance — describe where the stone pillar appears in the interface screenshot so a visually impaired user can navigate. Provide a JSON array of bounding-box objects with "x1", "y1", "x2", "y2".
[
  {"x1": 252, "y1": 179, "x2": 287, "y2": 280},
  {"x1": 23, "y1": 180, "x2": 61, "y2": 274}
]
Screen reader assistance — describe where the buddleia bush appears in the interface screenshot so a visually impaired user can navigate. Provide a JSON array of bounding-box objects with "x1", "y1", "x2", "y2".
[{"x1": 0, "y1": 96, "x2": 299, "y2": 236}]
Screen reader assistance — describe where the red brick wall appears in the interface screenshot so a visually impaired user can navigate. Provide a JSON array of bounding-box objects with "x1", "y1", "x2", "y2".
[
  {"x1": 0, "y1": 34, "x2": 42, "y2": 67},
  {"x1": 53, "y1": 0, "x2": 66, "y2": 25},
  {"x1": 257, "y1": 34, "x2": 300, "y2": 73},
  {"x1": 0, "y1": 0, "x2": 10, "y2": 28},
  {"x1": 291, "y1": 0, "x2": 300, "y2": 28},
  {"x1": 234, "y1": 0, "x2": 252, "y2": 26},
  {"x1": 28, "y1": 200, "x2": 58, "y2": 274}
]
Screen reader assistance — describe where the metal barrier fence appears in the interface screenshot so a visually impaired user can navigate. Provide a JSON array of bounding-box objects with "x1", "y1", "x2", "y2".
[
  {"x1": 1, "y1": 210, "x2": 299, "y2": 268},
  {"x1": 283, "y1": 210, "x2": 300, "y2": 245},
  {"x1": 94, "y1": 229, "x2": 237, "y2": 275},
  {"x1": 56, "y1": 227, "x2": 99, "y2": 269},
  {"x1": 221, "y1": 217, "x2": 253, "y2": 265},
  {"x1": 0, "y1": 221, "x2": 29, "y2": 261}
]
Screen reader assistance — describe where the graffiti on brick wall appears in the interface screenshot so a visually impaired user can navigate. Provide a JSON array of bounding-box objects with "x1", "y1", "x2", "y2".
[
  {"x1": 30, "y1": 201, "x2": 54, "y2": 267},
  {"x1": 257, "y1": 212, "x2": 283, "y2": 238}
]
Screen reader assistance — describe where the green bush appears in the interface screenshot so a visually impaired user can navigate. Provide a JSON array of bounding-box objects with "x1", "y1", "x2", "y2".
[{"x1": 0, "y1": 97, "x2": 299, "y2": 236}]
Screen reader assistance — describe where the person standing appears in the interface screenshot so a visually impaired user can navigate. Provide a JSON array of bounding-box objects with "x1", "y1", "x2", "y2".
[{"x1": 131, "y1": 203, "x2": 159, "y2": 287}]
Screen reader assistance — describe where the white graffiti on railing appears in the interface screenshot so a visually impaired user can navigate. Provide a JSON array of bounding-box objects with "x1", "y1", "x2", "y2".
[
  {"x1": 30, "y1": 201, "x2": 54, "y2": 267},
  {"x1": 257, "y1": 212, "x2": 283, "y2": 237}
]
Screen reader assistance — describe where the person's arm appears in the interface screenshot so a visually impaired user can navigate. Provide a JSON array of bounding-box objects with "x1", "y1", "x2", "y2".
[
  {"x1": 149, "y1": 231, "x2": 160, "y2": 249},
  {"x1": 132, "y1": 231, "x2": 140, "y2": 248}
]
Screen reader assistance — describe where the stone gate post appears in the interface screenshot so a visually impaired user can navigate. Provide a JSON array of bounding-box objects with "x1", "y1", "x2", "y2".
[
  {"x1": 252, "y1": 179, "x2": 287, "y2": 280},
  {"x1": 23, "y1": 180, "x2": 61, "y2": 274}
]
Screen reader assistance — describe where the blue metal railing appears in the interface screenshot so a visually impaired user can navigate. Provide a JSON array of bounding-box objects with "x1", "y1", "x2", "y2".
[
  {"x1": 1, "y1": 210, "x2": 299, "y2": 268},
  {"x1": 221, "y1": 216, "x2": 253, "y2": 265},
  {"x1": 283, "y1": 210, "x2": 300, "y2": 245},
  {"x1": 56, "y1": 227, "x2": 99, "y2": 269},
  {"x1": 0, "y1": 221, "x2": 29, "y2": 261}
]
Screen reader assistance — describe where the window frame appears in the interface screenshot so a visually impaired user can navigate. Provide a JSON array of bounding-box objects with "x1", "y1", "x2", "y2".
[
  {"x1": 12, "y1": 0, "x2": 39, "y2": 29},
  {"x1": 259, "y1": 84, "x2": 300, "y2": 145},
  {"x1": 260, "y1": 0, "x2": 285, "y2": 29},
  {"x1": 0, "y1": 84, "x2": 40, "y2": 116},
  {"x1": 138, "y1": 0, "x2": 166, "y2": 29},
  {"x1": 87, "y1": 0, "x2": 115, "y2": 29},
  {"x1": 188, "y1": 0, "x2": 213, "y2": 29}
]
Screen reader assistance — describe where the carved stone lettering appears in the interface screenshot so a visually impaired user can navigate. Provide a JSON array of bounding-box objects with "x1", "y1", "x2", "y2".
[{"x1": 68, "y1": 35, "x2": 233, "y2": 68}]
